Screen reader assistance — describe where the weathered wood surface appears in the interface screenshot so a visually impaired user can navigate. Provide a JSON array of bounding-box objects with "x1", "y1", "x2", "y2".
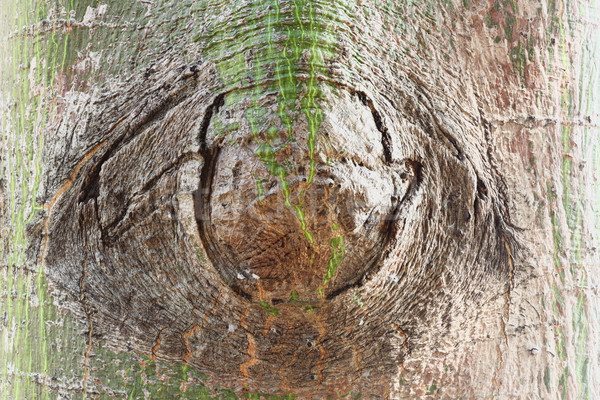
[{"x1": 1, "y1": 0, "x2": 599, "y2": 399}]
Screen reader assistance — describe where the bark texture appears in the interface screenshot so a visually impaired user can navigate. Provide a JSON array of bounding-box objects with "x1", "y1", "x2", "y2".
[{"x1": 1, "y1": 0, "x2": 599, "y2": 399}]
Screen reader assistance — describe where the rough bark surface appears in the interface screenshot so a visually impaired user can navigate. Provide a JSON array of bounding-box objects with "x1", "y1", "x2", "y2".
[
  {"x1": 2, "y1": 0, "x2": 599, "y2": 399},
  {"x1": 35, "y1": 57, "x2": 516, "y2": 397}
]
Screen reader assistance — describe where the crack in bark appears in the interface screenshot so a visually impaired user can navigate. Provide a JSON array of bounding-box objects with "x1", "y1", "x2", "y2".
[
  {"x1": 77, "y1": 105, "x2": 148, "y2": 205},
  {"x1": 198, "y1": 94, "x2": 226, "y2": 151},
  {"x1": 395, "y1": 80, "x2": 466, "y2": 160},
  {"x1": 72, "y1": 74, "x2": 222, "y2": 249},
  {"x1": 473, "y1": 177, "x2": 488, "y2": 228},
  {"x1": 434, "y1": 119, "x2": 465, "y2": 160},
  {"x1": 350, "y1": 90, "x2": 394, "y2": 163},
  {"x1": 151, "y1": 328, "x2": 166, "y2": 362}
]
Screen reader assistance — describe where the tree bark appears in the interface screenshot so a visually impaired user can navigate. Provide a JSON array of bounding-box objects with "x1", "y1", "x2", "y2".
[{"x1": 1, "y1": 0, "x2": 599, "y2": 399}]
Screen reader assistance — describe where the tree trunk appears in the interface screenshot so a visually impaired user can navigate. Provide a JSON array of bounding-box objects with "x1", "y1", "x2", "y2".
[{"x1": 1, "y1": 0, "x2": 598, "y2": 398}]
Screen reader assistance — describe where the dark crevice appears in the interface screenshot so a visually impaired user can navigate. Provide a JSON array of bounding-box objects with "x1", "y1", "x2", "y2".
[
  {"x1": 75, "y1": 69, "x2": 214, "y2": 247},
  {"x1": 437, "y1": 126, "x2": 464, "y2": 161},
  {"x1": 376, "y1": 111, "x2": 394, "y2": 164},
  {"x1": 473, "y1": 177, "x2": 487, "y2": 227},
  {"x1": 194, "y1": 93, "x2": 226, "y2": 263},
  {"x1": 194, "y1": 93, "x2": 256, "y2": 302},
  {"x1": 475, "y1": 108, "x2": 522, "y2": 282},
  {"x1": 77, "y1": 114, "x2": 141, "y2": 205},
  {"x1": 388, "y1": 160, "x2": 423, "y2": 239},
  {"x1": 473, "y1": 197, "x2": 480, "y2": 227},
  {"x1": 78, "y1": 167, "x2": 102, "y2": 204},
  {"x1": 326, "y1": 217, "x2": 408, "y2": 299},
  {"x1": 476, "y1": 178, "x2": 488, "y2": 198},
  {"x1": 324, "y1": 249, "x2": 384, "y2": 300},
  {"x1": 404, "y1": 160, "x2": 423, "y2": 194},
  {"x1": 351, "y1": 90, "x2": 393, "y2": 164},
  {"x1": 194, "y1": 145, "x2": 234, "y2": 288},
  {"x1": 234, "y1": 288, "x2": 252, "y2": 301},
  {"x1": 198, "y1": 93, "x2": 225, "y2": 151}
]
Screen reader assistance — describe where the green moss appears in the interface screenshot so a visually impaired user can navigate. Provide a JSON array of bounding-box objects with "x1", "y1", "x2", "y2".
[
  {"x1": 289, "y1": 290, "x2": 299, "y2": 302},
  {"x1": 1, "y1": 0, "x2": 88, "y2": 398},
  {"x1": 94, "y1": 352, "x2": 306, "y2": 399},
  {"x1": 255, "y1": 176, "x2": 268, "y2": 203},
  {"x1": 556, "y1": 328, "x2": 566, "y2": 360},
  {"x1": 205, "y1": 0, "x2": 339, "y2": 253},
  {"x1": 441, "y1": 0, "x2": 454, "y2": 11},
  {"x1": 260, "y1": 301, "x2": 280, "y2": 316},
  {"x1": 502, "y1": 0, "x2": 517, "y2": 14},
  {"x1": 547, "y1": 182, "x2": 566, "y2": 283},
  {"x1": 574, "y1": 293, "x2": 589, "y2": 397},
  {"x1": 544, "y1": 365, "x2": 551, "y2": 392},
  {"x1": 492, "y1": 0, "x2": 501, "y2": 12},
  {"x1": 181, "y1": 385, "x2": 215, "y2": 399},
  {"x1": 352, "y1": 291, "x2": 364, "y2": 308},
  {"x1": 220, "y1": 389, "x2": 239, "y2": 399},
  {"x1": 322, "y1": 233, "x2": 344, "y2": 287},
  {"x1": 503, "y1": 13, "x2": 516, "y2": 40},
  {"x1": 576, "y1": 357, "x2": 590, "y2": 399},
  {"x1": 426, "y1": 382, "x2": 438, "y2": 394},
  {"x1": 558, "y1": 367, "x2": 568, "y2": 400},
  {"x1": 304, "y1": 305, "x2": 315, "y2": 313},
  {"x1": 552, "y1": 284, "x2": 565, "y2": 316},
  {"x1": 526, "y1": 33, "x2": 535, "y2": 61},
  {"x1": 510, "y1": 41, "x2": 527, "y2": 84}
]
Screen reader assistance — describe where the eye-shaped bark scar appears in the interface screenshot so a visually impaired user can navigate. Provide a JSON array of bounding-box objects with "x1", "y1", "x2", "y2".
[{"x1": 34, "y1": 5, "x2": 517, "y2": 397}]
